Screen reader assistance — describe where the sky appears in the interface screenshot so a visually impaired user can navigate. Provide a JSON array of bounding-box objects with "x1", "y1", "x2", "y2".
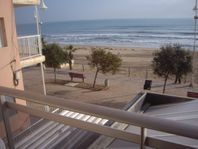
[{"x1": 15, "y1": 0, "x2": 195, "y2": 24}]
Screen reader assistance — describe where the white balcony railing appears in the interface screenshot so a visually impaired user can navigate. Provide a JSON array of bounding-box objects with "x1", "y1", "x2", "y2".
[{"x1": 18, "y1": 35, "x2": 42, "y2": 60}]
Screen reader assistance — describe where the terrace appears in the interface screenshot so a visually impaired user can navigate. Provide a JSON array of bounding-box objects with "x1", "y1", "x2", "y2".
[
  {"x1": 0, "y1": 86, "x2": 198, "y2": 149},
  {"x1": 17, "y1": 35, "x2": 45, "y2": 68}
]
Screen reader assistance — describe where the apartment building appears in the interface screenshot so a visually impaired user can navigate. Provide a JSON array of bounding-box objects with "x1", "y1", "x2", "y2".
[{"x1": 0, "y1": 0, "x2": 45, "y2": 138}]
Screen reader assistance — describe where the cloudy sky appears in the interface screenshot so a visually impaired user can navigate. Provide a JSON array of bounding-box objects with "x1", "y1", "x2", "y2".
[{"x1": 15, "y1": 0, "x2": 195, "y2": 24}]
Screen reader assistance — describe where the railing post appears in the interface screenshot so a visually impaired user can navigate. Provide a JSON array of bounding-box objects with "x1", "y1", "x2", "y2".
[
  {"x1": 145, "y1": 68, "x2": 148, "y2": 80},
  {"x1": 24, "y1": 38, "x2": 27, "y2": 58},
  {"x1": 128, "y1": 66, "x2": 131, "y2": 77},
  {"x1": 40, "y1": 63, "x2": 47, "y2": 96},
  {"x1": 38, "y1": 35, "x2": 48, "y2": 111},
  {"x1": 82, "y1": 64, "x2": 85, "y2": 72},
  {"x1": 140, "y1": 127, "x2": 147, "y2": 149},
  {"x1": 38, "y1": 35, "x2": 42, "y2": 54},
  {"x1": 27, "y1": 38, "x2": 31, "y2": 57},
  {"x1": 0, "y1": 96, "x2": 15, "y2": 149}
]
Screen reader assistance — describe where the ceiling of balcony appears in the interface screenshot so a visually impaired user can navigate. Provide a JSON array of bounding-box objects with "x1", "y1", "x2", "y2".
[{"x1": 13, "y1": 0, "x2": 40, "y2": 7}]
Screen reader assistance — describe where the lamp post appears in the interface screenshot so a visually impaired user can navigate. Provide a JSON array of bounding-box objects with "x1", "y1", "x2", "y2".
[
  {"x1": 34, "y1": 0, "x2": 48, "y2": 96},
  {"x1": 40, "y1": 0, "x2": 48, "y2": 10},
  {"x1": 190, "y1": 0, "x2": 198, "y2": 87},
  {"x1": 35, "y1": 0, "x2": 48, "y2": 35}
]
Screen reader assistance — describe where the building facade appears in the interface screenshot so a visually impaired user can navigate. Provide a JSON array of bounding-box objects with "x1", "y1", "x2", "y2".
[{"x1": 0, "y1": 0, "x2": 45, "y2": 138}]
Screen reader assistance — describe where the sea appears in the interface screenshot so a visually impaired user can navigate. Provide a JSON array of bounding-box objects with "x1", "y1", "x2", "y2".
[{"x1": 16, "y1": 18, "x2": 197, "y2": 49}]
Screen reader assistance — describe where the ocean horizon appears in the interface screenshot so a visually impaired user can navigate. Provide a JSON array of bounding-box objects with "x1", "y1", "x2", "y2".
[{"x1": 16, "y1": 18, "x2": 196, "y2": 49}]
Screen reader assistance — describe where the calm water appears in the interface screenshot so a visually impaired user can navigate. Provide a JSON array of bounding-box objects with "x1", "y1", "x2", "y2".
[{"x1": 17, "y1": 18, "x2": 196, "y2": 49}]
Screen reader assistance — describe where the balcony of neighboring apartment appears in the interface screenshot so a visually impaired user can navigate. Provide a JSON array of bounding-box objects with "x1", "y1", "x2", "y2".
[
  {"x1": 17, "y1": 34, "x2": 45, "y2": 68},
  {"x1": 13, "y1": 0, "x2": 40, "y2": 6}
]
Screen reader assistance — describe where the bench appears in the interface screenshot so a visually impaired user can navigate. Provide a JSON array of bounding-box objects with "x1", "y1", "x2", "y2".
[
  {"x1": 187, "y1": 91, "x2": 198, "y2": 98},
  {"x1": 69, "y1": 72, "x2": 85, "y2": 82}
]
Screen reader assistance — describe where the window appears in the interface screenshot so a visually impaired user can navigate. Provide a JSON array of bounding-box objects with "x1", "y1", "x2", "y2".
[{"x1": 0, "y1": 18, "x2": 7, "y2": 48}]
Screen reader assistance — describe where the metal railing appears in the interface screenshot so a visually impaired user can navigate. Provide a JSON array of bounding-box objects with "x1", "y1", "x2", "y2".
[
  {"x1": 17, "y1": 35, "x2": 42, "y2": 60},
  {"x1": 0, "y1": 86, "x2": 198, "y2": 149}
]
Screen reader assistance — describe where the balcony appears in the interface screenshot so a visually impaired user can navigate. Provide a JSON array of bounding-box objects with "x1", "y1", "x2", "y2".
[
  {"x1": 0, "y1": 86, "x2": 198, "y2": 149},
  {"x1": 18, "y1": 35, "x2": 45, "y2": 68},
  {"x1": 13, "y1": 0, "x2": 40, "y2": 7}
]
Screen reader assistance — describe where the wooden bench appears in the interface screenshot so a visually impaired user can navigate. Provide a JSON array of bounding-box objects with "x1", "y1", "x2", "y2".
[
  {"x1": 187, "y1": 91, "x2": 198, "y2": 98},
  {"x1": 69, "y1": 72, "x2": 85, "y2": 82}
]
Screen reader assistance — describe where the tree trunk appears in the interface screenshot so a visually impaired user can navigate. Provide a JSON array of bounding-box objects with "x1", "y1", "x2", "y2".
[
  {"x1": 174, "y1": 75, "x2": 178, "y2": 84},
  {"x1": 184, "y1": 75, "x2": 187, "y2": 84},
  {"x1": 93, "y1": 68, "x2": 99, "y2": 88},
  {"x1": 178, "y1": 77, "x2": 181, "y2": 84},
  {"x1": 54, "y1": 67, "x2": 57, "y2": 83},
  {"x1": 163, "y1": 73, "x2": 169, "y2": 94},
  {"x1": 69, "y1": 60, "x2": 72, "y2": 70}
]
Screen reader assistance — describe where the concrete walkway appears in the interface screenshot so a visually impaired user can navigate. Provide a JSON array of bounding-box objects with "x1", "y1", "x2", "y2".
[{"x1": 22, "y1": 66, "x2": 197, "y2": 109}]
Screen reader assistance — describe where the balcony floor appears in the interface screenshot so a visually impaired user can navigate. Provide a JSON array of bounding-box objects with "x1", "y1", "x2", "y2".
[{"x1": 20, "y1": 55, "x2": 45, "y2": 68}]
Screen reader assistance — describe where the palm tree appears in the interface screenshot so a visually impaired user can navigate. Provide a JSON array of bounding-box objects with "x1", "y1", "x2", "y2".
[{"x1": 63, "y1": 45, "x2": 76, "y2": 70}]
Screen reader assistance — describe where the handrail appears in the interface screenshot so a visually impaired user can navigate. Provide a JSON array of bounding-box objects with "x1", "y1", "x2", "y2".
[
  {"x1": 7, "y1": 102, "x2": 141, "y2": 143},
  {"x1": 20, "y1": 54, "x2": 42, "y2": 61},
  {"x1": 17, "y1": 35, "x2": 40, "y2": 39},
  {"x1": 6, "y1": 102, "x2": 194, "y2": 149},
  {"x1": 0, "y1": 86, "x2": 198, "y2": 141}
]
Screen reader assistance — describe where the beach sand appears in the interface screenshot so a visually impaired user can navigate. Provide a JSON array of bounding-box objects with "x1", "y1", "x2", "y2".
[
  {"x1": 23, "y1": 45, "x2": 197, "y2": 109},
  {"x1": 73, "y1": 45, "x2": 156, "y2": 67},
  {"x1": 72, "y1": 45, "x2": 158, "y2": 78}
]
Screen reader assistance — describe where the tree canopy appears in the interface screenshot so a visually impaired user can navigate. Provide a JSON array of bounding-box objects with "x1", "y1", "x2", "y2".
[
  {"x1": 152, "y1": 44, "x2": 192, "y2": 93},
  {"x1": 87, "y1": 49, "x2": 122, "y2": 88},
  {"x1": 153, "y1": 45, "x2": 175, "y2": 77},
  {"x1": 63, "y1": 45, "x2": 76, "y2": 70},
  {"x1": 43, "y1": 43, "x2": 66, "y2": 82},
  {"x1": 173, "y1": 45, "x2": 192, "y2": 84}
]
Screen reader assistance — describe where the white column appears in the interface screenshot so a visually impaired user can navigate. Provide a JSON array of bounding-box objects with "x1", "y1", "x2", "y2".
[
  {"x1": 35, "y1": 6, "x2": 49, "y2": 111},
  {"x1": 190, "y1": 0, "x2": 198, "y2": 87}
]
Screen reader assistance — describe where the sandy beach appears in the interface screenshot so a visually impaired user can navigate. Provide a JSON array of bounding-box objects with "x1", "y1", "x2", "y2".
[
  {"x1": 22, "y1": 45, "x2": 197, "y2": 110},
  {"x1": 72, "y1": 45, "x2": 158, "y2": 79},
  {"x1": 73, "y1": 45, "x2": 156, "y2": 66}
]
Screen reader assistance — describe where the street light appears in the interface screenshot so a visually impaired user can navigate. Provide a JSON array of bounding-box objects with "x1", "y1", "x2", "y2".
[
  {"x1": 34, "y1": 0, "x2": 48, "y2": 111},
  {"x1": 190, "y1": 0, "x2": 198, "y2": 87},
  {"x1": 34, "y1": 0, "x2": 48, "y2": 35},
  {"x1": 40, "y1": 0, "x2": 48, "y2": 10},
  {"x1": 34, "y1": 0, "x2": 48, "y2": 97}
]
